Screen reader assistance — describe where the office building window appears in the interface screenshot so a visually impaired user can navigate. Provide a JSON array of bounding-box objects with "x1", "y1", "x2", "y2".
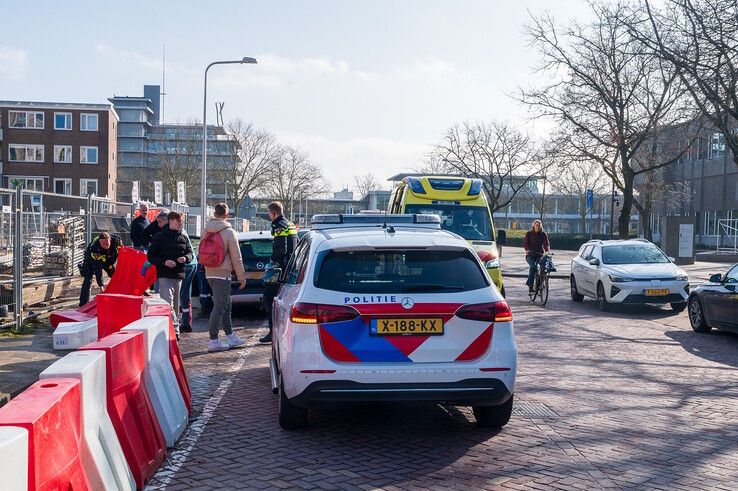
[
  {"x1": 8, "y1": 144, "x2": 44, "y2": 162},
  {"x1": 80, "y1": 146, "x2": 98, "y2": 164},
  {"x1": 53, "y1": 178, "x2": 72, "y2": 195},
  {"x1": 54, "y1": 145, "x2": 72, "y2": 163},
  {"x1": 8, "y1": 111, "x2": 44, "y2": 129},
  {"x1": 708, "y1": 132, "x2": 725, "y2": 158},
  {"x1": 80, "y1": 179, "x2": 98, "y2": 197},
  {"x1": 54, "y1": 112, "x2": 72, "y2": 130},
  {"x1": 80, "y1": 113, "x2": 98, "y2": 131}
]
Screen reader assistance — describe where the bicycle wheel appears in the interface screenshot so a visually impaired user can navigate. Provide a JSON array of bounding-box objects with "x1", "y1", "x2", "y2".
[{"x1": 539, "y1": 273, "x2": 549, "y2": 306}]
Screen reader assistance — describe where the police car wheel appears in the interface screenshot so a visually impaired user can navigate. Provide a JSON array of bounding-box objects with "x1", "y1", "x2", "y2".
[
  {"x1": 570, "y1": 276, "x2": 584, "y2": 303},
  {"x1": 472, "y1": 395, "x2": 513, "y2": 428},
  {"x1": 278, "y1": 377, "x2": 308, "y2": 430},
  {"x1": 596, "y1": 283, "x2": 609, "y2": 312}
]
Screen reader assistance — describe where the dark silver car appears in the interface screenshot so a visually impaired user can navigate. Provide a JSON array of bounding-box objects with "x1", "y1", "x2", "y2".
[{"x1": 688, "y1": 264, "x2": 738, "y2": 333}]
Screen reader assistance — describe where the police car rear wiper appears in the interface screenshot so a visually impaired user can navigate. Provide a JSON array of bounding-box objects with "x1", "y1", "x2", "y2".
[{"x1": 401, "y1": 284, "x2": 464, "y2": 292}]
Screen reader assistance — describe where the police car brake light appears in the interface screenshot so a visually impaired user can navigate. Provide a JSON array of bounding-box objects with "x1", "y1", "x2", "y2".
[
  {"x1": 455, "y1": 301, "x2": 512, "y2": 322},
  {"x1": 290, "y1": 303, "x2": 359, "y2": 324}
]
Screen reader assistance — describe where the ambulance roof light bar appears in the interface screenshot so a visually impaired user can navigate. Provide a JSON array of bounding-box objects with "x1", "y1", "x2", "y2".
[{"x1": 311, "y1": 213, "x2": 441, "y2": 230}]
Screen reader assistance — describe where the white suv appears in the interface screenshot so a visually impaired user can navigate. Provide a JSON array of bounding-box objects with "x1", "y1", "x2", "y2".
[
  {"x1": 570, "y1": 239, "x2": 689, "y2": 311},
  {"x1": 269, "y1": 214, "x2": 517, "y2": 430}
]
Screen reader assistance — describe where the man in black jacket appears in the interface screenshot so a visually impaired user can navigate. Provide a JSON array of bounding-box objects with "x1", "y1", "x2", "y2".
[
  {"x1": 79, "y1": 232, "x2": 122, "y2": 306},
  {"x1": 142, "y1": 210, "x2": 168, "y2": 248},
  {"x1": 130, "y1": 203, "x2": 150, "y2": 250},
  {"x1": 147, "y1": 211, "x2": 193, "y2": 339},
  {"x1": 261, "y1": 201, "x2": 298, "y2": 343}
]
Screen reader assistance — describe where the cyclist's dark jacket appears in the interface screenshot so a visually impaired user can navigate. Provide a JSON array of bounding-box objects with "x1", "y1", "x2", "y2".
[
  {"x1": 270, "y1": 215, "x2": 298, "y2": 269},
  {"x1": 523, "y1": 230, "x2": 550, "y2": 256}
]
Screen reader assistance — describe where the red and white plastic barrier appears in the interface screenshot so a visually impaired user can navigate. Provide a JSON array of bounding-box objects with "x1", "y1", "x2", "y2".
[
  {"x1": 40, "y1": 351, "x2": 136, "y2": 491},
  {"x1": 79, "y1": 331, "x2": 166, "y2": 489},
  {"x1": 0, "y1": 378, "x2": 90, "y2": 490},
  {"x1": 0, "y1": 426, "x2": 28, "y2": 491},
  {"x1": 123, "y1": 317, "x2": 188, "y2": 447},
  {"x1": 53, "y1": 318, "x2": 98, "y2": 351}
]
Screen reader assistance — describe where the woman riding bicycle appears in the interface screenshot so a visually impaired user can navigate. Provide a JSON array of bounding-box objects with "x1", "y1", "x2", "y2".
[{"x1": 524, "y1": 220, "x2": 555, "y2": 293}]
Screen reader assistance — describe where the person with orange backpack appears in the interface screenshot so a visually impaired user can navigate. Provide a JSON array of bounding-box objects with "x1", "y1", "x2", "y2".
[{"x1": 199, "y1": 202, "x2": 247, "y2": 352}]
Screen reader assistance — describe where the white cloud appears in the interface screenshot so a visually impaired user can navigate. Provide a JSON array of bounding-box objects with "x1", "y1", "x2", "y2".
[
  {"x1": 276, "y1": 131, "x2": 430, "y2": 190},
  {"x1": 95, "y1": 43, "x2": 162, "y2": 71},
  {"x1": 390, "y1": 56, "x2": 455, "y2": 80},
  {"x1": 0, "y1": 47, "x2": 28, "y2": 79}
]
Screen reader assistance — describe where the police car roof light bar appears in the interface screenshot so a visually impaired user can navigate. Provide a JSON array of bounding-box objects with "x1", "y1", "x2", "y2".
[{"x1": 311, "y1": 213, "x2": 441, "y2": 230}]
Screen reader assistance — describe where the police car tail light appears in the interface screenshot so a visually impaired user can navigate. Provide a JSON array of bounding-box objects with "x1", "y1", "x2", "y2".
[
  {"x1": 290, "y1": 303, "x2": 359, "y2": 324},
  {"x1": 455, "y1": 301, "x2": 513, "y2": 322}
]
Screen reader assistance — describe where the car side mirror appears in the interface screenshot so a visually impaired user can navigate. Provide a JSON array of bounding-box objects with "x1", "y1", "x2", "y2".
[
  {"x1": 668, "y1": 256, "x2": 676, "y2": 262},
  {"x1": 264, "y1": 267, "x2": 283, "y2": 284},
  {"x1": 589, "y1": 258, "x2": 600, "y2": 266},
  {"x1": 496, "y1": 229, "x2": 507, "y2": 245},
  {"x1": 709, "y1": 273, "x2": 723, "y2": 283}
]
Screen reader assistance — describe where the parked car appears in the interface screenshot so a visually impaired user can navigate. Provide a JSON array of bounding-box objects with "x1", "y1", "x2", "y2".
[
  {"x1": 269, "y1": 213, "x2": 516, "y2": 430},
  {"x1": 231, "y1": 231, "x2": 274, "y2": 304},
  {"x1": 570, "y1": 239, "x2": 689, "y2": 311},
  {"x1": 688, "y1": 264, "x2": 738, "y2": 333}
]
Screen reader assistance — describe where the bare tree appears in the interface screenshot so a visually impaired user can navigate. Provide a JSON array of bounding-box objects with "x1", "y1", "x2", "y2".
[
  {"x1": 217, "y1": 119, "x2": 281, "y2": 219},
  {"x1": 154, "y1": 125, "x2": 202, "y2": 205},
  {"x1": 631, "y1": 0, "x2": 738, "y2": 165},
  {"x1": 520, "y1": 1, "x2": 697, "y2": 238},
  {"x1": 431, "y1": 121, "x2": 542, "y2": 215},
  {"x1": 353, "y1": 173, "x2": 381, "y2": 199},
  {"x1": 264, "y1": 145, "x2": 329, "y2": 219}
]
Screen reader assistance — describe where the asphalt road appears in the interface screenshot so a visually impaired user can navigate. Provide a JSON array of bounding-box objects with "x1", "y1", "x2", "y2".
[{"x1": 146, "y1": 277, "x2": 738, "y2": 490}]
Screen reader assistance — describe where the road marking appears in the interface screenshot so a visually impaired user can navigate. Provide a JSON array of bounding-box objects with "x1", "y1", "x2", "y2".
[{"x1": 145, "y1": 329, "x2": 264, "y2": 490}]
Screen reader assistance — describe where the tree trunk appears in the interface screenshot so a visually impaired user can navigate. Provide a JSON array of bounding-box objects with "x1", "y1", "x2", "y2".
[
  {"x1": 634, "y1": 201, "x2": 651, "y2": 241},
  {"x1": 618, "y1": 167, "x2": 635, "y2": 239}
]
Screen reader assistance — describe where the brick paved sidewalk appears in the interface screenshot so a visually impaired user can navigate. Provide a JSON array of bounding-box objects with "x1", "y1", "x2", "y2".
[{"x1": 147, "y1": 278, "x2": 738, "y2": 490}]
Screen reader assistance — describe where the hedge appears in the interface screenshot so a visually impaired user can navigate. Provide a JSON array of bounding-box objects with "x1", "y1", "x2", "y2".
[{"x1": 500, "y1": 231, "x2": 635, "y2": 251}]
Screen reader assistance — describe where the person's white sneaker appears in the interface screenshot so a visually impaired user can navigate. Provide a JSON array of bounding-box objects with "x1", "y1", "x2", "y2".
[
  {"x1": 207, "y1": 339, "x2": 230, "y2": 352},
  {"x1": 226, "y1": 333, "x2": 247, "y2": 348}
]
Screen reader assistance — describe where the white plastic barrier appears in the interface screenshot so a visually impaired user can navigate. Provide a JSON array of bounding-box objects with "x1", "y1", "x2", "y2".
[
  {"x1": 123, "y1": 316, "x2": 187, "y2": 447},
  {"x1": 0, "y1": 426, "x2": 28, "y2": 491},
  {"x1": 40, "y1": 351, "x2": 135, "y2": 491},
  {"x1": 53, "y1": 319, "x2": 98, "y2": 351}
]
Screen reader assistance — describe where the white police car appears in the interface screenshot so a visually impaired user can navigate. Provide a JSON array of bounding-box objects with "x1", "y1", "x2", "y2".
[{"x1": 268, "y1": 214, "x2": 517, "y2": 429}]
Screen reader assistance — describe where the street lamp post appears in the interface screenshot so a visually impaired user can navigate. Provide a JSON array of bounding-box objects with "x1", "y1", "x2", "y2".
[{"x1": 201, "y1": 57, "x2": 257, "y2": 232}]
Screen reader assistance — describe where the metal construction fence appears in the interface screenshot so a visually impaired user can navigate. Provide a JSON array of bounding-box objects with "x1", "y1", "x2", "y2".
[
  {"x1": 717, "y1": 219, "x2": 738, "y2": 253},
  {"x1": 0, "y1": 187, "x2": 136, "y2": 331}
]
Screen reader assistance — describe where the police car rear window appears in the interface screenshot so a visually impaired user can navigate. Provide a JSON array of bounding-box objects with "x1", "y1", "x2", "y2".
[
  {"x1": 315, "y1": 249, "x2": 489, "y2": 294},
  {"x1": 240, "y1": 240, "x2": 273, "y2": 259}
]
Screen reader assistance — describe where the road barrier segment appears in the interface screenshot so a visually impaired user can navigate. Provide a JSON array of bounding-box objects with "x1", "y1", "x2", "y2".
[{"x1": 40, "y1": 350, "x2": 136, "y2": 491}]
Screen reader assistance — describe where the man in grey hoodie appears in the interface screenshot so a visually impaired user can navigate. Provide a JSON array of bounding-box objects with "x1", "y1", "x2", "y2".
[{"x1": 203, "y1": 203, "x2": 248, "y2": 352}]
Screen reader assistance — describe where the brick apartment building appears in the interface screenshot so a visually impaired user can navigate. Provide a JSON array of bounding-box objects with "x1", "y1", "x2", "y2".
[{"x1": 0, "y1": 101, "x2": 118, "y2": 205}]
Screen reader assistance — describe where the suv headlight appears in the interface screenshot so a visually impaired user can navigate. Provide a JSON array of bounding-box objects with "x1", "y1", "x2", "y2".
[
  {"x1": 485, "y1": 259, "x2": 500, "y2": 269},
  {"x1": 608, "y1": 274, "x2": 632, "y2": 283},
  {"x1": 675, "y1": 275, "x2": 688, "y2": 282}
]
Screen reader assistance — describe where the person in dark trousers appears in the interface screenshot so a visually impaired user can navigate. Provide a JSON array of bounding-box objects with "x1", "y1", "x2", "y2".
[
  {"x1": 130, "y1": 203, "x2": 150, "y2": 250},
  {"x1": 147, "y1": 211, "x2": 193, "y2": 339},
  {"x1": 79, "y1": 232, "x2": 122, "y2": 306},
  {"x1": 261, "y1": 201, "x2": 298, "y2": 344},
  {"x1": 179, "y1": 229, "x2": 198, "y2": 333},
  {"x1": 143, "y1": 210, "x2": 169, "y2": 292},
  {"x1": 523, "y1": 219, "x2": 553, "y2": 293}
]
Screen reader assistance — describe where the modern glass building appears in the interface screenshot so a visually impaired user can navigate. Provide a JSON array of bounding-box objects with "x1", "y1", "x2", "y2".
[{"x1": 109, "y1": 85, "x2": 238, "y2": 205}]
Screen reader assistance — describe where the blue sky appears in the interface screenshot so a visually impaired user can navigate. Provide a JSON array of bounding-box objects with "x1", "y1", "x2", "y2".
[{"x1": 0, "y1": 0, "x2": 589, "y2": 190}]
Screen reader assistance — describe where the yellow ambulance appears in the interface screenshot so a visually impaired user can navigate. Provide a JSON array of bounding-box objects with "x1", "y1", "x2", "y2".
[{"x1": 388, "y1": 176, "x2": 506, "y2": 295}]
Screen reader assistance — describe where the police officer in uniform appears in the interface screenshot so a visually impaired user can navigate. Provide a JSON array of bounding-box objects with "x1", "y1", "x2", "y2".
[
  {"x1": 78, "y1": 232, "x2": 123, "y2": 306},
  {"x1": 261, "y1": 201, "x2": 298, "y2": 343}
]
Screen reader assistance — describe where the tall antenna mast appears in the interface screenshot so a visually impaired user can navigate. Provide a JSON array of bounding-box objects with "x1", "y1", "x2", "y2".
[{"x1": 160, "y1": 44, "x2": 166, "y2": 123}]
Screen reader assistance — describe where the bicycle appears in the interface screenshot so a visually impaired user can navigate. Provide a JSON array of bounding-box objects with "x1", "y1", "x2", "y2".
[{"x1": 528, "y1": 252, "x2": 554, "y2": 306}]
